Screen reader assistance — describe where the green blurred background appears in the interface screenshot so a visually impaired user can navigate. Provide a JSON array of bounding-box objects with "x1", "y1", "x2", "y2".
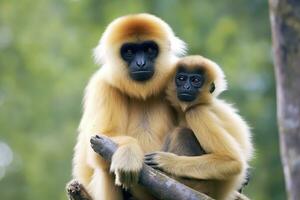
[{"x1": 0, "y1": 0, "x2": 285, "y2": 199}]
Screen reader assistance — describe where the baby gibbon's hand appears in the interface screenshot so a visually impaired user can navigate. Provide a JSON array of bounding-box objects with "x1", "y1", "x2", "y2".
[
  {"x1": 110, "y1": 145, "x2": 143, "y2": 189},
  {"x1": 144, "y1": 151, "x2": 178, "y2": 174}
]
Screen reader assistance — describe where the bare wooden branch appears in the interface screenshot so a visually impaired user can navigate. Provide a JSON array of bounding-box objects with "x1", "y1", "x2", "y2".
[{"x1": 67, "y1": 135, "x2": 213, "y2": 200}]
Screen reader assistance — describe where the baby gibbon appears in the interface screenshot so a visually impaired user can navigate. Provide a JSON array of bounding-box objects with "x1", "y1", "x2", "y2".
[{"x1": 145, "y1": 55, "x2": 253, "y2": 200}]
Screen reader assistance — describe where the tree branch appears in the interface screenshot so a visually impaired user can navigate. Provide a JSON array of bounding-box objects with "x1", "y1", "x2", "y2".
[{"x1": 67, "y1": 135, "x2": 213, "y2": 200}]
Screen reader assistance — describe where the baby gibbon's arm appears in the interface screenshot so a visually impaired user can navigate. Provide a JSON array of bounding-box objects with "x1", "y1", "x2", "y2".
[{"x1": 146, "y1": 107, "x2": 245, "y2": 180}]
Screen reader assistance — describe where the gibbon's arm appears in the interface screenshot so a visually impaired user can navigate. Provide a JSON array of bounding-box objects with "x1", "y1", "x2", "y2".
[
  {"x1": 145, "y1": 107, "x2": 245, "y2": 180},
  {"x1": 78, "y1": 71, "x2": 145, "y2": 189},
  {"x1": 79, "y1": 71, "x2": 128, "y2": 137},
  {"x1": 72, "y1": 72, "x2": 130, "y2": 180}
]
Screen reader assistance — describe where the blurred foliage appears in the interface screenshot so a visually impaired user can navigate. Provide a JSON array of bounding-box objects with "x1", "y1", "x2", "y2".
[{"x1": 0, "y1": 0, "x2": 285, "y2": 199}]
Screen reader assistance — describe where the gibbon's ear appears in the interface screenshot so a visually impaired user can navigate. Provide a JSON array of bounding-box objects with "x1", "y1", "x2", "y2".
[
  {"x1": 206, "y1": 59, "x2": 227, "y2": 96},
  {"x1": 170, "y1": 36, "x2": 187, "y2": 57},
  {"x1": 210, "y1": 82, "x2": 215, "y2": 93}
]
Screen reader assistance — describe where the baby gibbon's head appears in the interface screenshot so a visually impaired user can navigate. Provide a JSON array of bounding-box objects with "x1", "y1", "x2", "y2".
[{"x1": 167, "y1": 55, "x2": 227, "y2": 110}]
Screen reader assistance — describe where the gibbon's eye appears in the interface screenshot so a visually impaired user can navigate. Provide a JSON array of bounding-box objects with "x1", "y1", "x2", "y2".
[
  {"x1": 143, "y1": 41, "x2": 159, "y2": 58},
  {"x1": 124, "y1": 48, "x2": 134, "y2": 58},
  {"x1": 121, "y1": 43, "x2": 136, "y2": 61},
  {"x1": 127, "y1": 49, "x2": 133, "y2": 55},
  {"x1": 191, "y1": 77, "x2": 200, "y2": 83},
  {"x1": 177, "y1": 75, "x2": 186, "y2": 82},
  {"x1": 147, "y1": 47, "x2": 153, "y2": 54},
  {"x1": 190, "y1": 75, "x2": 204, "y2": 87}
]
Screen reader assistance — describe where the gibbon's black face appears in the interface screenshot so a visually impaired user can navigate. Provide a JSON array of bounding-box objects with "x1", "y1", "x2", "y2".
[
  {"x1": 175, "y1": 67, "x2": 205, "y2": 102},
  {"x1": 120, "y1": 40, "x2": 159, "y2": 82}
]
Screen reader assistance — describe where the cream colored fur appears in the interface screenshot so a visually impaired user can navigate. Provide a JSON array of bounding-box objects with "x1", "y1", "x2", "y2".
[
  {"x1": 72, "y1": 14, "x2": 186, "y2": 200},
  {"x1": 151, "y1": 55, "x2": 254, "y2": 200}
]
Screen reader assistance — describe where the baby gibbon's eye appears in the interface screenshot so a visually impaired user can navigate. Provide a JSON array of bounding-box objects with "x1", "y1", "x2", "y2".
[
  {"x1": 190, "y1": 75, "x2": 204, "y2": 87},
  {"x1": 177, "y1": 75, "x2": 186, "y2": 81},
  {"x1": 192, "y1": 77, "x2": 200, "y2": 83},
  {"x1": 147, "y1": 47, "x2": 153, "y2": 53}
]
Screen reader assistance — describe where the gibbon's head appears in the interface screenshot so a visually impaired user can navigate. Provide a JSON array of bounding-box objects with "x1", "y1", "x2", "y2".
[
  {"x1": 167, "y1": 55, "x2": 227, "y2": 110},
  {"x1": 94, "y1": 13, "x2": 187, "y2": 99}
]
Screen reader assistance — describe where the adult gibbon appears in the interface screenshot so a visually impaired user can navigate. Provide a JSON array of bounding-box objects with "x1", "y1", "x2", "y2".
[
  {"x1": 70, "y1": 14, "x2": 186, "y2": 200},
  {"x1": 145, "y1": 55, "x2": 254, "y2": 200}
]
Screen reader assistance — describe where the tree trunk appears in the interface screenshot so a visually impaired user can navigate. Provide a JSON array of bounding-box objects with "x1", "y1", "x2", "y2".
[{"x1": 269, "y1": 1, "x2": 300, "y2": 199}]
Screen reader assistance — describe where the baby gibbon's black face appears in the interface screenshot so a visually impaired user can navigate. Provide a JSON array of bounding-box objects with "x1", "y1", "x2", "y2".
[
  {"x1": 175, "y1": 67, "x2": 205, "y2": 102},
  {"x1": 120, "y1": 40, "x2": 159, "y2": 82}
]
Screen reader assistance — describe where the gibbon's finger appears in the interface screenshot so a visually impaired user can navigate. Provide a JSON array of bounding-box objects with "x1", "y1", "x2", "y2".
[
  {"x1": 119, "y1": 170, "x2": 139, "y2": 189},
  {"x1": 119, "y1": 171, "x2": 129, "y2": 189},
  {"x1": 144, "y1": 155, "x2": 155, "y2": 161},
  {"x1": 144, "y1": 153, "x2": 157, "y2": 162},
  {"x1": 145, "y1": 161, "x2": 161, "y2": 169},
  {"x1": 145, "y1": 152, "x2": 157, "y2": 157},
  {"x1": 144, "y1": 160, "x2": 159, "y2": 167},
  {"x1": 144, "y1": 154, "x2": 158, "y2": 164},
  {"x1": 129, "y1": 171, "x2": 139, "y2": 186}
]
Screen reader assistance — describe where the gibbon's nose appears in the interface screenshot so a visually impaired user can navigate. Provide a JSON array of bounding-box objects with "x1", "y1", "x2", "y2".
[
  {"x1": 183, "y1": 84, "x2": 191, "y2": 90},
  {"x1": 136, "y1": 53, "x2": 146, "y2": 68},
  {"x1": 136, "y1": 60, "x2": 146, "y2": 68}
]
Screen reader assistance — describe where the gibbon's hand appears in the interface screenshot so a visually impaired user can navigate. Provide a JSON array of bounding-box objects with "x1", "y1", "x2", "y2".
[
  {"x1": 144, "y1": 151, "x2": 178, "y2": 174},
  {"x1": 90, "y1": 135, "x2": 143, "y2": 189},
  {"x1": 110, "y1": 144, "x2": 143, "y2": 189}
]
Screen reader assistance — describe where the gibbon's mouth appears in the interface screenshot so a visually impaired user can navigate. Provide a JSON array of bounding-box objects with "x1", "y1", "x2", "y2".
[
  {"x1": 131, "y1": 71, "x2": 152, "y2": 74},
  {"x1": 130, "y1": 71, "x2": 154, "y2": 82},
  {"x1": 178, "y1": 93, "x2": 196, "y2": 102}
]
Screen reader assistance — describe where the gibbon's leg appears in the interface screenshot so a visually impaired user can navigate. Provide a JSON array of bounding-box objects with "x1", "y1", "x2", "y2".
[
  {"x1": 66, "y1": 179, "x2": 135, "y2": 200},
  {"x1": 86, "y1": 134, "x2": 144, "y2": 200},
  {"x1": 88, "y1": 168, "x2": 123, "y2": 200},
  {"x1": 66, "y1": 135, "x2": 143, "y2": 200}
]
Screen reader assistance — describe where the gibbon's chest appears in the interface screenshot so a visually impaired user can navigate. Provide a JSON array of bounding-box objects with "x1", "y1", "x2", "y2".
[{"x1": 126, "y1": 98, "x2": 175, "y2": 152}]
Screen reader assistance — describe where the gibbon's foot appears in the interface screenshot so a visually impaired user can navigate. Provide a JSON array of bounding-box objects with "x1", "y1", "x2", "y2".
[
  {"x1": 144, "y1": 151, "x2": 177, "y2": 173},
  {"x1": 66, "y1": 179, "x2": 92, "y2": 200},
  {"x1": 110, "y1": 146, "x2": 143, "y2": 189}
]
